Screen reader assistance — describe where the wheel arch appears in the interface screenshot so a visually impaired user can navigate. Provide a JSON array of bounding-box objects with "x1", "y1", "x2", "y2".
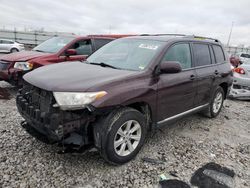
[
  {"x1": 127, "y1": 101, "x2": 153, "y2": 129},
  {"x1": 219, "y1": 82, "x2": 228, "y2": 99}
]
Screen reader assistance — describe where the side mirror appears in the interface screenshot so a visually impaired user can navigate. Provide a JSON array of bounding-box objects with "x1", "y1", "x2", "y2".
[
  {"x1": 160, "y1": 61, "x2": 182, "y2": 73},
  {"x1": 65, "y1": 49, "x2": 77, "y2": 57}
]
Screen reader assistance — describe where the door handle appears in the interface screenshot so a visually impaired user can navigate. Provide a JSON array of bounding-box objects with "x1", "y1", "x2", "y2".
[
  {"x1": 214, "y1": 70, "x2": 219, "y2": 75},
  {"x1": 190, "y1": 74, "x2": 196, "y2": 80}
]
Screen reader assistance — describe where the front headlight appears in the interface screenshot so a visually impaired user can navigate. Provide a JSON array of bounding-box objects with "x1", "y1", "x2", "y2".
[
  {"x1": 53, "y1": 91, "x2": 107, "y2": 110},
  {"x1": 14, "y1": 61, "x2": 33, "y2": 70}
]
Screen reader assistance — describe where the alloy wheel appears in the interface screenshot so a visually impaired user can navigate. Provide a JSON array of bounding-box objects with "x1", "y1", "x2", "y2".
[
  {"x1": 114, "y1": 120, "x2": 142, "y2": 157},
  {"x1": 213, "y1": 92, "x2": 223, "y2": 114}
]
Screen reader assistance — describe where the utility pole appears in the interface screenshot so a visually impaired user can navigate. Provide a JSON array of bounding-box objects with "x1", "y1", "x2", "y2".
[{"x1": 227, "y1": 22, "x2": 234, "y2": 47}]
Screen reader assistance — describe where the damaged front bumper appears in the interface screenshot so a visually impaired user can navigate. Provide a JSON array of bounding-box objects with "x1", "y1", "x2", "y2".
[{"x1": 16, "y1": 83, "x2": 94, "y2": 147}]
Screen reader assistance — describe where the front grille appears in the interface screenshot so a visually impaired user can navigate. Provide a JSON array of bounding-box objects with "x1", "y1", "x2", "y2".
[
  {"x1": 0, "y1": 61, "x2": 10, "y2": 70},
  {"x1": 16, "y1": 82, "x2": 58, "y2": 128},
  {"x1": 19, "y1": 82, "x2": 55, "y2": 113}
]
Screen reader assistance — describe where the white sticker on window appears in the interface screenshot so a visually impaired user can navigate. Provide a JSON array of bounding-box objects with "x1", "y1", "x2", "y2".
[{"x1": 139, "y1": 44, "x2": 158, "y2": 50}]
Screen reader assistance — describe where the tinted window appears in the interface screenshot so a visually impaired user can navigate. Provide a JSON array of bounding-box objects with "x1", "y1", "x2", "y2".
[
  {"x1": 193, "y1": 44, "x2": 211, "y2": 66},
  {"x1": 73, "y1": 40, "x2": 92, "y2": 55},
  {"x1": 94, "y1": 39, "x2": 112, "y2": 50},
  {"x1": 163, "y1": 43, "x2": 192, "y2": 69},
  {"x1": 213, "y1": 45, "x2": 225, "y2": 63}
]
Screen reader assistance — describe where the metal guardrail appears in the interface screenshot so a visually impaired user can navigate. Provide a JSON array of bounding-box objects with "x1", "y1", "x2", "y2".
[
  {"x1": 0, "y1": 29, "x2": 75, "y2": 48},
  {"x1": 225, "y1": 46, "x2": 250, "y2": 55}
]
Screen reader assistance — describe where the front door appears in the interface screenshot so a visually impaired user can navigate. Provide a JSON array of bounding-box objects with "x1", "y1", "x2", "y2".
[
  {"x1": 65, "y1": 39, "x2": 93, "y2": 61},
  {"x1": 157, "y1": 43, "x2": 197, "y2": 122}
]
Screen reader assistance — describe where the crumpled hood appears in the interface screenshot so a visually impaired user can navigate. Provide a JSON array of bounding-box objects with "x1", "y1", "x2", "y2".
[
  {"x1": 24, "y1": 61, "x2": 137, "y2": 92},
  {"x1": 0, "y1": 51, "x2": 51, "y2": 62}
]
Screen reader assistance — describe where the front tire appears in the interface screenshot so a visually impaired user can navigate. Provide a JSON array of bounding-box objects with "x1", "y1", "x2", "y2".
[
  {"x1": 94, "y1": 107, "x2": 147, "y2": 165},
  {"x1": 202, "y1": 86, "x2": 225, "y2": 118}
]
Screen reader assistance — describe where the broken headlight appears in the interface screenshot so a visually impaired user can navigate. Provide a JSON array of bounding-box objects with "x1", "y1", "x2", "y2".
[{"x1": 53, "y1": 91, "x2": 107, "y2": 110}]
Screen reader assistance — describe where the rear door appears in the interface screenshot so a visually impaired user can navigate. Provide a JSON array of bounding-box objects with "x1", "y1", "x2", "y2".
[
  {"x1": 157, "y1": 42, "x2": 197, "y2": 122},
  {"x1": 192, "y1": 43, "x2": 218, "y2": 106}
]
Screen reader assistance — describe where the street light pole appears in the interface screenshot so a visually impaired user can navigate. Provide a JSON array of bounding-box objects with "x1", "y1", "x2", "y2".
[{"x1": 227, "y1": 22, "x2": 234, "y2": 47}]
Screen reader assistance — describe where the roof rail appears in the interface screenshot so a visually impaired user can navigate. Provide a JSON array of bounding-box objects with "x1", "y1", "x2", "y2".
[
  {"x1": 140, "y1": 34, "x2": 220, "y2": 43},
  {"x1": 140, "y1": 33, "x2": 186, "y2": 37},
  {"x1": 185, "y1": 35, "x2": 220, "y2": 43}
]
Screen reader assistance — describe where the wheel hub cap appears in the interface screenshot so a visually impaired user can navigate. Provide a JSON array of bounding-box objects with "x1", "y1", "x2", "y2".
[
  {"x1": 114, "y1": 120, "x2": 142, "y2": 157},
  {"x1": 213, "y1": 92, "x2": 223, "y2": 114}
]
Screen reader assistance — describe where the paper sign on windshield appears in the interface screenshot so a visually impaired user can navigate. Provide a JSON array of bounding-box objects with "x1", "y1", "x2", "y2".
[{"x1": 139, "y1": 44, "x2": 158, "y2": 50}]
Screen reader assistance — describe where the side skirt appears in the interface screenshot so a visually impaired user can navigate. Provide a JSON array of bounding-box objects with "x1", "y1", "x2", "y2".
[{"x1": 157, "y1": 103, "x2": 209, "y2": 126}]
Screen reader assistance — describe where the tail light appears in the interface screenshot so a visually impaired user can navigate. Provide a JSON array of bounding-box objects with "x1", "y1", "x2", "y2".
[{"x1": 233, "y1": 67, "x2": 245, "y2": 74}]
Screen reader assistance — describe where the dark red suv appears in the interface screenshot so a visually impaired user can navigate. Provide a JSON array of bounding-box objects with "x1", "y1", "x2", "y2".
[
  {"x1": 16, "y1": 35, "x2": 232, "y2": 164},
  {"x1": 0, "y1": 35, "x2": 127, "y2": 85}
]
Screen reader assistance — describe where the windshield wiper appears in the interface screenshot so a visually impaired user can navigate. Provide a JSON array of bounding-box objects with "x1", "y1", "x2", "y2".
[
  {"x1": 89, "y1": 62, "x2": 118, "y2": 69},
  {"x1": 33, "y1": 49, "x2": 45, "y2": 53}
]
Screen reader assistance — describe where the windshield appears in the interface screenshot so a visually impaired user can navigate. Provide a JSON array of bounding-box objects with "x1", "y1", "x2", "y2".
[
  {"x1": 33, "y1": 36, "x2": 75, "y2": 53},
  {"x1": 87, "y1": 38, "x2": 165, "y2": 71}
]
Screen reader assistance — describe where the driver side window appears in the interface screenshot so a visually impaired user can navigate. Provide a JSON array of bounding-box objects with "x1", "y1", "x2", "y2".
[
  {"x1": 71, "y1": 40, "x2": 92, "y2": 55},
  {"x1": 163, "y1": 43, "x2": 192, "y2": 69}
]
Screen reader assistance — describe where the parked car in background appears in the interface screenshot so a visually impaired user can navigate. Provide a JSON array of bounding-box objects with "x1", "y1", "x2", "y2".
[
  {"x1": 237, "y1": 52, "x2": 250, "y2": 63},
  {"x1": 0, "y1": 39, "x2": 25, "y2": 53},
  {"x1": 229, "y1": 59, "x2": 250, "y2": 100},
  {"x1": 0, "y1": 35, "x2": 127, "y2": 85},
  {"x1": 16, "y1": 35, "x2": 232, "y2": 164}
]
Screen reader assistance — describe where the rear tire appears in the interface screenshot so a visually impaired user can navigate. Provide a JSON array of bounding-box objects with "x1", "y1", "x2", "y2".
[
  {"x1": 10, "y1": 48, "x2": 19, "y2": 53},
  {"x1": 93, "y1": 107, "x2": 147, "y2": 165},
  {"x1": 202, "y1": 86, "x2": 225, "y2": 118}
]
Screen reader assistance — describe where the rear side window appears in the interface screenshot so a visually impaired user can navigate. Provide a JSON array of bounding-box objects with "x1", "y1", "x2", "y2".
[
  {"x1": 94, "y1": 39, "x2": 112, "y2": 50},
  {"x1": 193, "y1": 44, "x2": 211, "y2": 66},
  {"x1": 163, "y1": 43, "x2": 192, "y2": 69},
  {"x1": 213, "y1": 45, "x2": 225, "y2": 63}
]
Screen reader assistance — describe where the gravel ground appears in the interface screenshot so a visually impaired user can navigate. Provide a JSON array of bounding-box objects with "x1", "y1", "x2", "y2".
[{"x1": 0, "y1": 81, "x2": 249, "y2": 188}]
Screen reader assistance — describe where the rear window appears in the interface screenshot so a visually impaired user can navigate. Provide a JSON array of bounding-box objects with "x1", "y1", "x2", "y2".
[
  {"x1": 193, "y1": 44, "x2": 211, "y2": 67},
  {"x1": 213, "y1": 45, "x2": 225, "y2": 63}
]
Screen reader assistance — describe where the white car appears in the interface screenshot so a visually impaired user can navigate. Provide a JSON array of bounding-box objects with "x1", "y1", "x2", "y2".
[
  {"x1": 235, "y1": 52, "x2": 250, "y2": 63},
  {"x1": 229, "y1": 60, "x2": 250, "y2": 100},
  {"x1": 0, "y1": 39, "x2": 25, "y2": 53}
]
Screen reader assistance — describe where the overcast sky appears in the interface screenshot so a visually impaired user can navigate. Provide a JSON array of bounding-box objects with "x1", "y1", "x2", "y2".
[{"x1": 0, "y1": 0, "x2": 250, "y2": 46}]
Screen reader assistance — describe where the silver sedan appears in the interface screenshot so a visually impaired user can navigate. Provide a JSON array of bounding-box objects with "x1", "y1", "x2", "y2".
[
  {"x1": 0, "y1": 39, "x2": 25, "y2": 53},
  {"x1": 229, "y1": 60, "x2": 250, "y2": 100}
]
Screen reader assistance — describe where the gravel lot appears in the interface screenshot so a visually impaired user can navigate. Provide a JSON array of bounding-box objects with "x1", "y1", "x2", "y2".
[{"x1": 0, "y1": 81, "x2": 249, "y2": 187}]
